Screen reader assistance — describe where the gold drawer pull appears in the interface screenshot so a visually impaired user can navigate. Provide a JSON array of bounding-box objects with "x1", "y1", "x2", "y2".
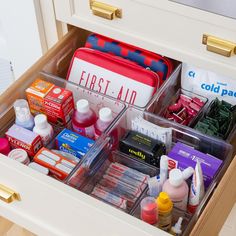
[
  {"x1": 0, "y1": 184, "x2": 20, "y2": 203},
  {"x1": 89, "y1": 1, "x2": 122, "y2": 20},
  {"x1": 202, "y1": 34, "x2": 236, "y2": 57}
]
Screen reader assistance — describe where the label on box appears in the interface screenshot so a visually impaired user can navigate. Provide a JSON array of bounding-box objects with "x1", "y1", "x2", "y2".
[
  {"x1": 44, "y1": 86, "x2": 74, "y2": 126},
  {"x1": 56, "y1": 129, "x2": 95, "y2": 159},
  {"x1": 181, "y1": 63, "x2": 236, "y2": 105}
]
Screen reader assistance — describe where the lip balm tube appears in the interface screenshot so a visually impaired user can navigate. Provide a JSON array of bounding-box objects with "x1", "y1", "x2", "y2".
[
  {"x1": 96, "y1": 184, "x2": 137, "y2": 207},
  {"x1": 99, "y1": 176, "x2": 142, "y2": 197},
  {"x1": 105, "y1": 168, "x2": 147, "y2": 191},
  {"x1": 108, "y1": 162, "x2": 150, "y2": 183},
  {"x1": 91, "y1": 186, "x2": 127, "y2": 210}
]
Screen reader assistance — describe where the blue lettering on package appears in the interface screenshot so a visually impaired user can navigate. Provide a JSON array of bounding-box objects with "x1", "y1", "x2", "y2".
[
  {"x1": 188, "y1": 71, "x2": 195, "y2": 78},
  {"x1": 200, "y1": 83, "x2": 236, "y2": 98},
  {"x1": 56, "y1": 129, "x2": 95, "y2": 159}
]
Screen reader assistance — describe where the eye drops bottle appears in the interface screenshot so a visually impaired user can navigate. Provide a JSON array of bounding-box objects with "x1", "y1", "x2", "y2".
[
  {"x1": 72, "y1": 99, "x2": 97, "y2": 139},
  {"x1": 156, "y1": 192, "x2": 173, "y2": 231},
  {"x1": 33, "y1": 114, "x2": 54, "y2": 146},
  {"x1": 14, "y1": 99, "x2": 34, "y2": 130},
  {"x1": 162, "y1": 168, "x2": 189, "y2": 211}
]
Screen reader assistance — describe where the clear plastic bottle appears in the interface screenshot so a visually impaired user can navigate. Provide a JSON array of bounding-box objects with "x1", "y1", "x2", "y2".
[
  {"x1": 14, "y1": 99, "x2": 34, "y2": 130},
  {"x1": 72, "y1": 99, "x2": 97, "y2": 139},
  {"x1": 140, "y1": 196, "x2": 158, "y2": 226},
  {"x1": 33, "y1": 114, "x2": 54, "y2": 146},
  {"x1": 94, "y1": 107, "x2": 113, "y2": 139},
  {"x1": 162, "y1": 169, "x2": 189, "y2": 211}
]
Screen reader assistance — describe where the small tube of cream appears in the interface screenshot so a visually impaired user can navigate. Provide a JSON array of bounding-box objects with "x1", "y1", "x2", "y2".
[
  {"x1": 187, "y1": 160, "x2": 205, "y2": 214},
  {"x1": 160, "y1": 155, "x2": 168, "y2": 185}
]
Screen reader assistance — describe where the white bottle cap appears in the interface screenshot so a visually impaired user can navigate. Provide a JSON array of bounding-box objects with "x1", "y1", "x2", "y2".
[
  {"x1": 182, "y1": 166, "x2": 194, "y2": 180},
  {"x1": 28, "y1": 162, "x2": 49, "y2": 175},
  {"x1": 76, "y1": 99, "x2": 89, "y2": 113},
  {"x1": 34, "y1": 114, "x2": 48, "y2": 129},
  {"x1": 99, "y1": 107, "x2": 113, "y2": 122},
  {"x1": 14, "y1": 99, "x2": 31, "y2": 122},
  {"x1": 169, "y1": 169, "x2": 183, "y2": 187},
  {"x1": 8, "y1": 148, "x2": 30, "y2": 165}
]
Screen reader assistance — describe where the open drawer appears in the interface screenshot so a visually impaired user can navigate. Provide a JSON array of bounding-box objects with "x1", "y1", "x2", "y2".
[{"x1": 0, "y1": 27, "x2": 236, "y2": 236}]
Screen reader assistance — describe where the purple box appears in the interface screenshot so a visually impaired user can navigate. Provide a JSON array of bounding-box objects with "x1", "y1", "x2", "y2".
[{"x1": 167, "y1": 142, "x2": 223, "y2": 188}]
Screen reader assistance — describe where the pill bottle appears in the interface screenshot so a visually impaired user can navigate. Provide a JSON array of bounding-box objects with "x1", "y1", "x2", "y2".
[
  {"x1": 33, "y1": 114, "x2": 54, "y2": 146},
  {"x1": 140, "y1": 197, "x2": 158, "y2": 226},
  {"x1": 162, "y1": 169, "x2": 189, "y2": 211},
  {"x1": 14, "y1": 99, "x2": 34, "y2": 130},
  {"x1": 156, "y1": 192, "x2": 173, "y2": 231},
  {"x1": 94, "y1": 107, "x2": 113, "y2": 139},
  {"x1": 0, "y1": 138, "x2": 11, "y2": 155},
  {"x1": 8, "y1": 148, "x2": 30, "y2": 165},
  {"x1": 72, "y1": 99, "x2": 97, "y2": 139}
]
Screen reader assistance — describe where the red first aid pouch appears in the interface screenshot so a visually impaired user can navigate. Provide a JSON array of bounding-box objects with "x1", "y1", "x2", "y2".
[{"x1": 66, "y1": 48, "x2": 159, "y2": 107}]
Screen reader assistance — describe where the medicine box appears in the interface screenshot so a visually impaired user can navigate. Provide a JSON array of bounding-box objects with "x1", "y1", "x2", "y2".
[
  {"x1": 55, "y1": 129, "x2": 95, "y2": 159},
  {"x1": 26, "y1": 78, "x2": 54, "y2": 115},
  {"x1": 44, "y1": 86, "x2": 74, "y2": 126},
  {"x1": 34, "y1": 147, "x2": 77, "y2": 180},
  {"x1": 5, "y1": 124, "x2": 43, "y2": 156}
]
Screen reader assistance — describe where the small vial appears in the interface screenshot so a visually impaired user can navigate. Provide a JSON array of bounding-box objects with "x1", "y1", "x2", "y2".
[
  {"x1": 140, "y1": 197, "x2": 158, "y2": 226},
  {"x1": 14, "y1": 99, "x2": 34, "y2": 130},
  {"x1": 33, "y1": 114, "x2": 54, "y2": 146}
]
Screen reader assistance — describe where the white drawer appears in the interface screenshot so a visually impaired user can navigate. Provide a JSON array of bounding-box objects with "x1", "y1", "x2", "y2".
[
  {"x1": 0, "y1": 27, "x2": 236, "y2": 236},
  {"x1": 53, "y1": 0, "x2": 236, "y2": 79}
]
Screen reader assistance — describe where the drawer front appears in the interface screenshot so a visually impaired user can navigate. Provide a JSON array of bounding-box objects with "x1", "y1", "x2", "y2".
[{"x1": 53, "y1": 0, "x2": 236, "y2": 78}]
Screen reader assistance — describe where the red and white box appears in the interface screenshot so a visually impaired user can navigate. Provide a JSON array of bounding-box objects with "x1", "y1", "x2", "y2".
[
  {"x1": 44, "y1": 86, "x2": 74, "y2": 126},
  {"x1": 34, "y1": 148, "x2": 77, "y2": 180},
  {"x1": 5, "y1": 124, "x2": 43, "y2": 157}
]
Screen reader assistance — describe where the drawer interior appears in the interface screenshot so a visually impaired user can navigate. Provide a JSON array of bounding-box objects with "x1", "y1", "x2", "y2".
[
  {"x1": 66, "y1": 107, "x2": 232, "y2": 235},
  {"x1": 0, "y1": 26, "x2": 234, "y2": 235}
]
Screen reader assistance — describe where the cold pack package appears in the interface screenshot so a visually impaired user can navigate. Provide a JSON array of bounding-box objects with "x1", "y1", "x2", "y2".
[
  {"x1": 85, "y1": 33, "x2": 173, "y2": 84},
  {"x1": 181, "y1": 63, "x2": 236, "y2": 105},
  {"x1": 66, "y1": 48, "x2": 159, "y2": 107},
  {"x1": 167, "y1": 142, "x2": 223, "y2": 188},
  {"x1": 55, "y1": 128, "x2": 95, "y2": 159}
]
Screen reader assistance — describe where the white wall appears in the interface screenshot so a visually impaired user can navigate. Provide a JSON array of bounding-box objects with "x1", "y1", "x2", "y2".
[{"x1": 0, "y1": 0, "x2": 44, "y2": 79}]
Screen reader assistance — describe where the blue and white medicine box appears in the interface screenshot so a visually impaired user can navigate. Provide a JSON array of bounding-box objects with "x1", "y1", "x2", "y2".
[{"x1": 55, "y1": 129, "x2": 95, "y2": 159}]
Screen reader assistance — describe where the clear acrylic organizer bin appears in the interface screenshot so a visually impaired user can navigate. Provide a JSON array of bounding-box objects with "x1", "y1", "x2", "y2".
[
  {"x1": 0, "y1": 72, "x2": 126, "y2": 183},
  {"x1": 145, "y1": 65, "x2": 208, "y2": 128},
  {"x1": 66, "y1": 107, "x2": 232, "y2": 235}
]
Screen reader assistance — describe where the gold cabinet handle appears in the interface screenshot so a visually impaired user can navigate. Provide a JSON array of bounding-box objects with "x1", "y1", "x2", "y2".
[
  {"x1": 89, "y1": 0, "x2": 122, "y2": 20},
  {"x1": 0, "y1": 184, "x2": 20, "y2": 203},
  {"x1": 202, "y1": 34, "x2": 236, "y2": 57}
]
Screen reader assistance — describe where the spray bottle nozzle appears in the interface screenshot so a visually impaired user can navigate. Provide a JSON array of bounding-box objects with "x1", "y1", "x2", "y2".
[{"x1": 171, "y1": 217, "x2": 183, "y2": 234}]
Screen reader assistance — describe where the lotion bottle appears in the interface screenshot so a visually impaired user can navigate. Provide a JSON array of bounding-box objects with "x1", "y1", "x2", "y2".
[{"x1": 162, "y1": 168, "x2": 189, "y2": 211}]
